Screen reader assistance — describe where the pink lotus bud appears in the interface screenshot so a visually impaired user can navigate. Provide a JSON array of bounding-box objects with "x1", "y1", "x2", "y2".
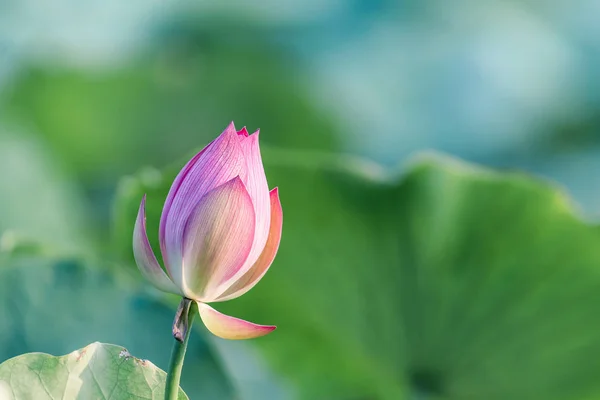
[{"x1": 133, "y1": 122, "x2": 282, "y2": 340}]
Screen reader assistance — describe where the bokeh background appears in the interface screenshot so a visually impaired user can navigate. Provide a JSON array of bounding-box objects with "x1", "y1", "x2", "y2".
[{"x1": 1, "y1": 1, "x2": 600, "y2": 399}]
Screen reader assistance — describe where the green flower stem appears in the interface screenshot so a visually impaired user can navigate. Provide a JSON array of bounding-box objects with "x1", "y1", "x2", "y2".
[{"x1": 165, "y1": 299, "x2": 197, "y2": 400}]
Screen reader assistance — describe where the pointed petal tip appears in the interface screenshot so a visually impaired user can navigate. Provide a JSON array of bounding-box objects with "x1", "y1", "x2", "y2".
[
  {"x1": 138, "y1": 194, "x2": 148, "y2": 211},
  {"x1": 247, "y1": 129, "x2": 261, "y2": 141},
  {"x1": 223, "y1": 121, "x2": 238, "y2": 136},
  {"x1": 230, "y1": 174, "x2": 246, "y2": 189},
  {"x1": 197, "y1": 302, "x2": 276, "y2": 340},
  {"x1": 212, "y1": 174, "x2": 246, "y2": 192},
  {"x1": 237, "y1": 126, "x2": 249, "y2": 137}
]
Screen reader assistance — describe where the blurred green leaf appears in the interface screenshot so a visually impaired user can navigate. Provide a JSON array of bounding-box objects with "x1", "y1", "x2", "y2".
[
  {"x1": 0, "y1": 130, "x2": 90, "y2": 255},
  {"x1": 0, "y1": 256, "x2": 236, "y2": 399},
  {"x1": 113, "y1": 148, "x2": 600, "y2": 399},
  {"x1": 0, "y1": 342, "x2": 188, "y2": 400},
  {"x1": 2, "y1": 34, "x2": 339, "y2": 186}
]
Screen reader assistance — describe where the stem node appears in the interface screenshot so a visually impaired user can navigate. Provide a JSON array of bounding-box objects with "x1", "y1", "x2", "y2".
[{"x1": 165, "y1": 298, "x2": 196, "y2": 400}]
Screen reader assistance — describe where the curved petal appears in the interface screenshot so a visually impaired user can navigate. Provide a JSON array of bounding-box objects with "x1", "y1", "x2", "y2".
[
  {"x1": 214, "y1": 187, "x2": 282, "y2": 301},
  {"x1": 181, "y1": 177, "x2": 256, "y2": 301},
  {"x1": 133, "y1": 195, "x2": 181, "y2": 295},
  {"x1": 160, "y1": 122, "x2": 245, "y2": 278},
  {"x1": 220, "y1": 130, "x2": 271, "y2": 290},
  {"x1": 197, "y1": 302, "x2": 276, "y2": 340}
]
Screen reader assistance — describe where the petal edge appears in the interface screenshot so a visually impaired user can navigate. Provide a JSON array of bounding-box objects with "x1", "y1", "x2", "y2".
[
  {"x1": 133, "y1": 195, "x2": 181, "y2": 295},
  {"x1": 197, "y1": 302, "x2": 276, "y2": 340},
  {"x1": 160, "y1": 123, "x2": 244, "y2": 278},
  {"x1": 182, "y1": 177, "x2": 256, "y2": 300},
  {"x1": 217, "y1": 131, "x2": 270, "y2": 290},
  {"x1": 214, "y1": 187, "x2": 282, "y2": 301}
]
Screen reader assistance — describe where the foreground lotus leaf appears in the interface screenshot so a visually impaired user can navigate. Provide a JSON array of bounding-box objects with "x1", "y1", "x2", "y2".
[
  {"x1": 0, "y1": 256, "x2": 235, "y2": 399},
  {"x1": 0, "y1": 343, "x2": 188, "y2": 400}
]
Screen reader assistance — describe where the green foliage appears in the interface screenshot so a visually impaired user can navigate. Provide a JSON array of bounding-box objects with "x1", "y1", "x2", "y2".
[
  {"x1": 2, "y1": 35, "x2": 339, "y2": 185},
  {"x1": 0, "y1": 342, "x2": 188, "y2": 400},
  {"x1": 0, "y1": 256, "x2": 236, "y2": 399},
  {"x1": 113, "y1": 149, "x2": 600, "y2": 400},
  {"x1": 0, "y1": 131, "x2": 90, "y2": 255}
]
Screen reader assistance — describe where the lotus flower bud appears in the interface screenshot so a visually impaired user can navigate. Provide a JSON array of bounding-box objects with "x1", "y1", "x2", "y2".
[{"x1": 133, "y1": 123, "x2": 282, "y2": 339}]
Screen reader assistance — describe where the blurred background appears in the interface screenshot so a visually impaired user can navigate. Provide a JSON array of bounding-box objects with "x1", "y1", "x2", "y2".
[{"x1": 1, "y1": 1, "x2": 600, "y2": 399}]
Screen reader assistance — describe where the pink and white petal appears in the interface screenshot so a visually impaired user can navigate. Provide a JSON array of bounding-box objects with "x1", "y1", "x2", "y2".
[
  {"x1": 239, "y1": 131, "x2": 270, "y2": 244},
  {"x1": 159, "y1": 145, "x2": 209, "y2": 247},
  {"x1": 197, "y1": 302, "x2": 276, "y2": 340},
  {"x1": 181, "y1": 177, "x2": 256, "y2": 301},
  {"x1": 214, "y1": 187, "x2": 282, "y2": 301},
  {"x1": 133, "y1": 196, "x2": 181, "y2": 295},
  {"x1": 220, "y1": 131, "x2": 271, "y2": 289},
  {"x1": 160, "y1": 122, "x2": 244, "y2": 278}
]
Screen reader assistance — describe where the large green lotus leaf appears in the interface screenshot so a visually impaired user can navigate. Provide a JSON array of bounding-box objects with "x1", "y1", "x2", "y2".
[
  {"x1": 113, "y1": 148, "x2": 600, "y2": 400},
  {"x1": 1, "y1": 31, "x2": 339, "y2": 185},
  {"x1": 0, "y1": 256, "x2": 235, "y2": 399},
  {"x1": 0, "y1": 342, "x2": 187, "y2": 400}
]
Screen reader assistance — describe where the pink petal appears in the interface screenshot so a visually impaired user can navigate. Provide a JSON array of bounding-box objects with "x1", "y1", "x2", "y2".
[
  {"x1": 181, "y1": 177, "x2": 256, "y2": 301},
  {"x1": 197, "y1": 302, "x2": 276, "y2": 340},
  {"x1": 133, "y1": 195, "x2": 181, "y2": 295},
  {"x1": 160, "y1": 122, "x2": 245, "y2": 279},
  {"x1": 218, "y1": 130, "x2": 271, "y2": 289},
  {"x1": 214, "y1": 187, "x2": 282, "y2": 301}
]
